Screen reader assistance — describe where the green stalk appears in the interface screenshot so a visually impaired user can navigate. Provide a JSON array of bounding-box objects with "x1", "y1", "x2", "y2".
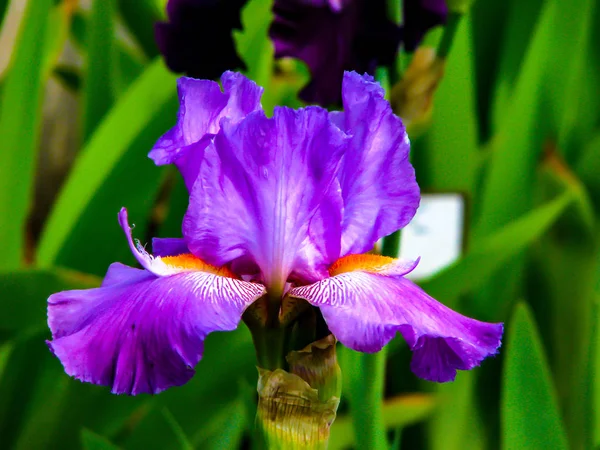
[
  {"x1": 348, "y1": 231, "x2": 402, "y2": 449},
  {"x1": 351, "y1": 349, "x2": 389, "y2": 450},
  {"x1": 436, "y1": 13, "x2": 463, "y2": 59}
]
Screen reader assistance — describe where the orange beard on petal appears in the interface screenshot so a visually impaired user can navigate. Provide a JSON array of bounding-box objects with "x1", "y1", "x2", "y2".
[
  {"x1": 161, "y1": 253, "x2": 237, "y2": 278},
  {"x1": 328, "y1": 254, "x2": 396, "y2": 276}
]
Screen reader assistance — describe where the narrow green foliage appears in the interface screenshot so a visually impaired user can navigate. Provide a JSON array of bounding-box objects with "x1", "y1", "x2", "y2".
[
  {"x1": 502, "y1": 303, "x2": 568, "y2": 450},
  {"x1": 0, "y1": 269, "x2": 99, "y2": 334},
  {"x1": 37, "y1": 60, "x2": 177, "y2": 271},
  {"x1": 81, "y1": 429, "x2": 121, "y2": 450},
  {"x1": 117, "y1": 0, "x2": 161, "y2": 59},
  {"x1": 329, "y1": 394, "x2": 435, "y2": 450},
  {"x1": 82, "y1": 0, "x2": 118, "y2": 142},
  {"x1": 0, "y1": 0, "x2": 53, "y2": 269},
  {"x1": 421, "y1": 191, "x2": 572, "y2": 314},
  {"x1": 234, "y1": 0, "x2": 275, "y2": 111},
  {"x1": 419, "y1": 15, "x2": 477, "y2": 194}
]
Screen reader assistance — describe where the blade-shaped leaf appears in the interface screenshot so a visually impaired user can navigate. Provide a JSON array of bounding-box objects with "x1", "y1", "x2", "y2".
[
  {"x1": 0, "y1": 0, "x2": 53, "y2": 270},
  {"x1": 82, "y1": 0, "x2": 118, "y2": 142},
  {"x1": 37, "y1": 59, "x2": 177, "y2": 273},
  {"x1": 0, "y1": 268, "x2": 99, "y2": 334},
  {"x1": 501, "y1": 303, "x2": 568, "y2": 450},
  {"x1": 329, "y1": 393, "x2": 435, "y2": 450},
  {"x1": 117, "y1": 0, "x2": 161, "y2": 59},
  {"x1": 81, "y1": 429, "x2": 120, "y2": 450},
  {"x1": 420, "y1": 191, "x2": 572, "y2": 314}
]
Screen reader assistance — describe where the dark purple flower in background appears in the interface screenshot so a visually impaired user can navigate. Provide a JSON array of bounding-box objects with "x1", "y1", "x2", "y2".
[
  {"x1": 270, "y1": 0, "x2": 401, "y2": 105},
  {"x1": 47, "y1": 72, "x2": 501, "y2": 395},
  {"x1": 155, "y1": 0, "x2": 248, "y2": 80},
  {"x1": 270, "y1": 0, "x2": 447, "y2": 105},
  {"x1": 403, "y1": 0, "x2": 448, "y2": 51}
]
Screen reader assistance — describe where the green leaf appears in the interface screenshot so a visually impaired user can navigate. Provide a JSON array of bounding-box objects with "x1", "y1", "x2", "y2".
[
  {"x1": 329, "y1": 393, "x2": 435, "y2": 450},
  {"x1": 161, "y1": 408, "x2": 194, "y2": 450},
  {"x1": 82, "y1": 0, "x2": 118, "y2": 142},
  {"x1": 70, "y1": 11, "x2": 145, "y2": 94},
  {"x1": 417, "y1": 14, "x2": 477, "y2": 194},
  {"x1": 0, "y1": 269, "x2": 99, "y2": 335},
  {"x1": 37, "y1": 59, "x2": 177, "y2": 274},
  {"x1": 501, "y1": 303, "x2": 568, "y2": 450},
  {"x1": 0, "y1": 0, "x2": 53, "y2": 270},
  {"x1": 0, "y1": 333, "x2": 52, "y2": 448},
  {"x1": 576, "y1": 131, "x2": 600, "y2": 211},
  {"x1": 477, "y1": 0, "x2": 557, "y2": 238},
  {"x1": 427, "y1": 372, "x2": 487, "y2": 450},
  {"x1": 116, "y1": 0, "x2": 161, "y2": 59},
  {"x1": 491, "y1": 0, "x2": 545, "y2": 125},
  {"x1": 234, "y1": 0, "x2": 275, "y2": 111},
  {"x1": 420, "y1": 191, "x2": 572, "y2": 315},
  {"x1": 81, "y1": 429, "x2": 121, "y2": 450},
  {"x1": 0, "y1": 0, "x2": 9, "y2": 30},
  {"x1": 339, "y1": 347, "x2": 388, "y2": 450}
]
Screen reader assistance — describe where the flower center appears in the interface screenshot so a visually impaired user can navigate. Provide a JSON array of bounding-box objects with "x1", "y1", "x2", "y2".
[
  {"x1": 328, "y1": 253, "x2": 395, "y2": 276},
  {"x1": 161, "y1": 253, "x2": 237, "y2": 278}
]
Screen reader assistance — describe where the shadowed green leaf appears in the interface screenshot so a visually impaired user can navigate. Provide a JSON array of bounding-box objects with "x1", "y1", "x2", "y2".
[
  {"x1": 0, "y1": 0, "x2": 53, "y2": 270},
  {"x1": 82, "y1": 0, "x2": 118, "y2": 142},
  {"x1": 81, "y1": 429, "x2": 121, "y2": 450},
  {"x1": 37, "y1": 59, "x2": 177, "y2": 273},
  {"x1": 0, "y1": 269, "x2": 99, "y2": 334},
  {"x1": 0, "y1": 0, "x2": 9, "y2": 30},
  {"x1": 329, "y1": 393, "x2": 435, "y2": 450},
  {"x1": 477, "y1": 0, "x2": 557, "y2": 238},
  {"x1": 117, "y1": 0, "x2": 161, "y2": 59},
  {"x1": 420, "y1": 191, "x2": 572, "y2": 314},
  {"x1": 234, "y1": 0, "x2": 275, "y2": 111},
  {"x1": 418, "y1": 15, "x2": 477, "y2": 195},
  {"x1": 502, "y1": 303, "x2": 568, "y2": 450}
]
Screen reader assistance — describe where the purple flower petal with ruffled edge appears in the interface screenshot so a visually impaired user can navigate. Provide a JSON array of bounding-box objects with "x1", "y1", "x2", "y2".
[
  {"x1": 269, "y1": 0, "x2": 401, "y2": 105},
  {"x1": 155, "y1": 0, "x2": 248, "y2": 80},
  {"x1": 47, "y1": 209, "x2": 266, "y2": 395},
  {"x1": 335, "y1": 72, "x2": 419, "y2": 255},
  {"x1": 149, "y1": 71, "x2": 263, "y2": 189},
  {"x1": 183, "y1": 106, "x2": 349, "y2": 292},
  {"x1": 289, "y1": 256, "x2": 503, "y2": 382}
]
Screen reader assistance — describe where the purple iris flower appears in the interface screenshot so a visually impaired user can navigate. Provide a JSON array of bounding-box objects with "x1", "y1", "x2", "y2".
[
  {"x1": 270, "y1": 0, "x2": 447, "y2": 105},
  {"x1": 155, "y1": 0, "x2": 247, "y2": 80},
  {"x1": 47, "y1": 71, "x2": 502, "y2": 395}
]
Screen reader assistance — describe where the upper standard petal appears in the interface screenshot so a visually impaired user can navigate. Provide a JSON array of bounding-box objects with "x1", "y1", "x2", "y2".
[
  {"x1": 336, "y1": 72, "x2": 419, "y2": 255},
  {"x1": 47, "y1": 262, "x2": 265, "y2": 395},
  {"x1": 183, "y1": 106, "x2": 348, "y2": 292},
  {"x1": 149, "y1": 72, "x2": 263, "y2": 189}
]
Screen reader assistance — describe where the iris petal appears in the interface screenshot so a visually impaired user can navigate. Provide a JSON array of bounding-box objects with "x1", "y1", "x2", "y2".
[
  {"x1": 183, "y1": 106, "x2": 348, "y2": 290},
  {"x1": 289, "y1": 268, "x2": 502, "y2": 382},
  {"x1": 150, "y1": 71, "x2": 263, "y2": 189},
  {"x1": 336, "y1": 72, "x2": 420, "y2": 255},
  {"x1": 47, "y1": 263, "x2": 265, "y2": 395}
]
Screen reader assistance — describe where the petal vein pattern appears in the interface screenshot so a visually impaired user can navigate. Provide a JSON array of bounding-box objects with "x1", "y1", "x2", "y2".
[
  {"x1": 184, "y1": 106, "x2": 349, "y2": 290},
  {"x1": 47, "y1": 263, "x2": 265, "y2": 395},
  {"x1": 290, "y1": 270, "x2": 502, "y2": 382}
]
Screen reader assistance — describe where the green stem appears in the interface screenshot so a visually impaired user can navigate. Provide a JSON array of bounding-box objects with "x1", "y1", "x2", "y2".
[
  {"x1": 350, "y1": 349, "x2": 389, "y2": 450},
  {"x1": 347, "y1": 231, "x2": 402, "y2": 449},
  {"x1": 436, "y1": 13, "x2": 462, "y2": 59}
]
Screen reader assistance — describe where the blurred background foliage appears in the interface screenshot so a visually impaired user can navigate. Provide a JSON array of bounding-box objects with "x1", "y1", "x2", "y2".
[{"x1": 0, "y1": 0, "x2": 599, "y2": 448}]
